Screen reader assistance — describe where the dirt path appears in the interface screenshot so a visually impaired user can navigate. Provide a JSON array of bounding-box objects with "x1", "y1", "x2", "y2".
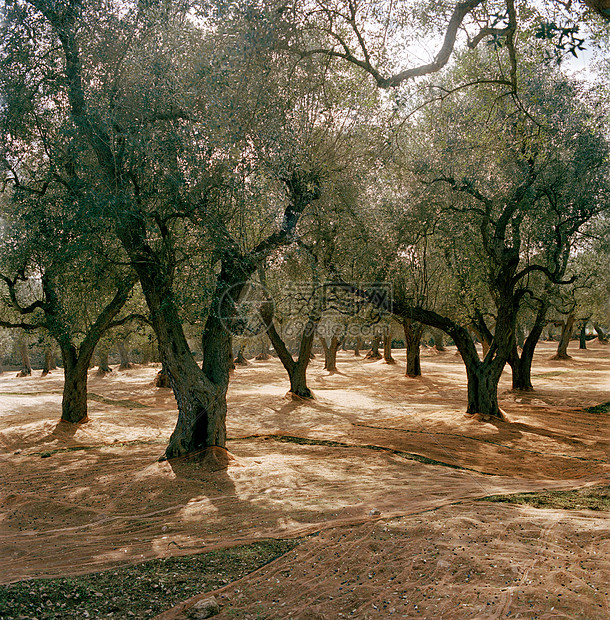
[{"x1": 0, "y1": 341, "x2": 608, "y2": 618}]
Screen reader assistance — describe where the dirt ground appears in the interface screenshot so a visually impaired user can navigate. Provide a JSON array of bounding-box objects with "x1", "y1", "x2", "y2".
[{"x1": 0, "y1": 340, "x2": 609, "y2": 619}]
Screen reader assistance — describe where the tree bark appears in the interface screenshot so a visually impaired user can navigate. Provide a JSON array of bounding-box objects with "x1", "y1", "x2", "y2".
[
  {"x1": 354, "y1": 336, "x2": 362, "y2": 356},
  {"x1": 593, "y1": 322, "x2": 608, "y2": 344},
  {"x1": 41, "y1": 274, "x2": 136, "y2": 424},
  {"x1": 464, "y1": 360, "x2": 504, "y2": 417},
  {"x1": 96, "y1": 349, "x2": 112, "y2": 376},
  {"x1": 41, "y1": 348, "x2": 55, "y2": 377},
  {"x1": 261, "y1": 304, "x2": 318, "y2": 398},
  {"x1": 118, "y1": 340, "x2": 133, "y2": 370},
  {"x1": 403, "y1": 318, "x2": 423, "y2": 377},
  {"x1": 431, "y1": 329, "x2": 445, "y2": 351},
  {"x1": 553, "y1": 312, "x2": 575, "y2": 360},
  {"x1": 383, "y1": 333, "x2": 396, "y2": 364},
  {"x1": 17, "y1": 337, "x2": 32, "y2": 377},
  {"x1": 320, "y1": 336, "x2": 340, "y2": 372},
  {"x1": 60, "y1": 345, "x2": 90, "y2": 424},
  {"x1": 579, "y1": 321, "x2": 587, "y2": 350},
  {"x1": 234, "y1": 343, "x2": 249, "y2": 366},
  {"x1": 508, "y1": 300, "x2": 548, "y2": 391},
  {"x1": 365, "y1": 336, "x2": 382, "y2": 359}
]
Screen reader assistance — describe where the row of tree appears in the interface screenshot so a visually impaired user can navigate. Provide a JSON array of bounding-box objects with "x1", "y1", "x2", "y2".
[{"x1": 1, "y1": 0, "x2": 609, "y2": 457}]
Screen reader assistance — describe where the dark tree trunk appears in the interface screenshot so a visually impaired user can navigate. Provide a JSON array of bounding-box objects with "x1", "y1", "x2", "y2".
[
  {"x1": 365, "y1": 336, "x2": 382, "y2": 360},
  {"x1": 383, "y1": 333, "x2": 396, "y2": 364},
  {"x1": 261, "y1": 304, "x2": 317, "y2": 399},
  {"x1": 118, "y1": 341, "x2": 133, "y2": 370},
  {"x1": 42, "y1": 275, "x2": 136, "y2": 424},
  {"x1": 41, "y1": 348, "x2": 55, "y2": 377},
  {"x1": 234, "y1": 343, "x2": 249, "y2": 366},
  {"x1": 593, "y1": 322, "x2": 608, "y2": 344},
  {"x1": 164, "y1": 312, "x2": 231, "y2": 458},
  {"x1": 432, "y1": 329, "x2": 445, "y2": 351},
  {"x1": 400, "y1": 297, "x2": 516, "y2": 419},
  {"x1": 354, "y1": 336, "x2": 362, "y2": 356},
  {"x1": 579, "y1": 321, "x2": 587, "y2": 350},
  {"x1": 116, "y1": 217, "x2": 230, "y2": 459},
  {"x1": 403, "y1": 318, "x2": 423, "y2": 378},
  {"x1": 464, "y1": 361, "x2": 504, "y2": 418},
  {"x1": 320, "y1": 336, "x2": 340, "y2": 372},
  {"x1": 96, "y1": 350, "x2": 112, "y2": 376},
  {"x1": 61, "y1": 345, "x2": 89, "y2": 423},
  {"x1": 40, "y1": 0, "x2": 319, "y2": 458},
  {"x1": 508, "y1": 300, "x2": 548, "y2": 391},
  {"x1": 553, "y1": 312, "x2": 575, "y2": 360},
  {"x1": 17, "y1": 338, "x2": 32, "y2": 377}
]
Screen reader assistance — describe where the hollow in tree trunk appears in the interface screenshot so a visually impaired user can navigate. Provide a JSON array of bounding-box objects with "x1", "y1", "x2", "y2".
[
  {"x1": 403, "y1": 318, "x2": 423, "y2": 377},
  {"x1": 365, "y1": 336, "x2": 382, "y2": 360},
  {"x1": 553, "y1": 312, "x2": 575, "y2": 360},
  {"x1": 383, "y1": 333, "x2": 396, "y2": 364},
  {"x1": 17, "y1": 337, "x2": 32, "y2": 377}
]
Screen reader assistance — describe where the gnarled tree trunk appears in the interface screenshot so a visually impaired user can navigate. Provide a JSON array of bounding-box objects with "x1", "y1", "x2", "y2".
[
  {"x1": 403, "y1": 318, "x2": 423, "y2": 378},
  {"x1": 118, "y1": 341, "x2": 133, "y2": 370},
  {"x1": 365, "y1": 336, "x2": 382, "y2": 360},
  {"x1": 578, "y1": 321, "x2": 588, "y2": 350},
  {"x1": 353, "y1": 336, "x2": 362, "y2": 356},
  {"x1": 41, "y1": 347, "x2": 55, "y2": 377},
  {"x1": 553, "y1": 312, "x2": 575, "y2": 360},
  {"x1": 234, "y1": 343, "x2": 249, "y2": 366},
  {"x1": 508, "y1": 300, "x2": 548, "y2": 391},
  {"x1": 17, "y1": 337, "x2": 32, "y2": 377},
  {"x1": 261, "y1": 304, "x2": 318, "y2": 399},
  {"x1": 320, "y1": 336, "x2": 341, "y2": 372},
  {"x1": 593, "y1": 322, "x2": 608, "y2": 344},
  {"x1": 51, "y1": 278, "x2": 136, "y2": 424},
  {"x1": 61, "y1": 345, "x2": 90, "y2": 423},
  {"x1": 383, "y1": 333, "x2": 396, "y2": 364},
  {"x1": 431, "y1": 328, "x2": 445, "y2": 352},
  {"x1": 96, "y1": 349, "x2": 112, "y2": 376}
]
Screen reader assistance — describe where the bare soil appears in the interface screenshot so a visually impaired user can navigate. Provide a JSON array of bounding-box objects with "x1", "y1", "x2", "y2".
[{"x1": 0, "y1": 340, "x2": 608, "y2": 619}]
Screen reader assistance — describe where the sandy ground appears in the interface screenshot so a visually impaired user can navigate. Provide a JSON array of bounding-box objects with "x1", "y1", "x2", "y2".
[{"x1": 0, "y1": 341, "x2": 608, "y2": 618}]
